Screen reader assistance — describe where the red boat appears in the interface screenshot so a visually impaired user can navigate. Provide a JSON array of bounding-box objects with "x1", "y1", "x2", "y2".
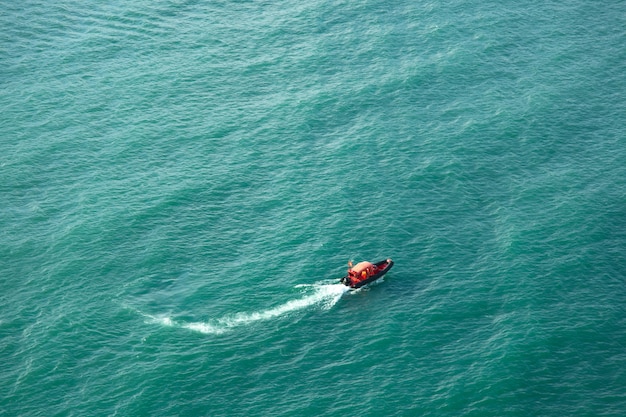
[{"x1": 340, "y1": 259, "x2": 394, "y2": 289}]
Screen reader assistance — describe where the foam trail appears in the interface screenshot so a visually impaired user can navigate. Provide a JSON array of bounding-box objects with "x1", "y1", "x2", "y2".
[
  {"x1": 142, "y1": 313, "x2": 175, "y2": 327},
  {"x1": 141, "y1": 312, "x2": 230, "y2": 335},
  {"x1": 182, "y1": 283, "x2": 349, "y2": 335}
]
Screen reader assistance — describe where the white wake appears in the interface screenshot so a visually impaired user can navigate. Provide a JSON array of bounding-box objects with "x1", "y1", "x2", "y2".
[{"x1": 144, "y1": 283, "x2": 349, "y2": 335}]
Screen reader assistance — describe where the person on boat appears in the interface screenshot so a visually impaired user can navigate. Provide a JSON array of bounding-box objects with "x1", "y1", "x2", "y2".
[
  {"x1": 349, "y1": 261, "x2": 374, "y2": 285},
  {"x1": 346, "y1": 261, "x2": 357, "y2": 286}
]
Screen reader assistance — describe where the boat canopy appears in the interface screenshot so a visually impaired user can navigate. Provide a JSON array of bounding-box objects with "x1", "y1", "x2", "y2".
[{"x1": 351, "y1": 261, "x2": 374, "y2": 274}]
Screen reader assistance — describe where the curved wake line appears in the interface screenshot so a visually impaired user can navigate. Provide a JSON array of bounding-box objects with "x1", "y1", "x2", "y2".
[{"x1": 144, "y1": 283, "x2": 349, "y2": 335}]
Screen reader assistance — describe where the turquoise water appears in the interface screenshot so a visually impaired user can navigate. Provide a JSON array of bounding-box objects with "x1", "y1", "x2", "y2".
[{"x1": 2, "y1": 1, "x2": 626, "y2": 415}]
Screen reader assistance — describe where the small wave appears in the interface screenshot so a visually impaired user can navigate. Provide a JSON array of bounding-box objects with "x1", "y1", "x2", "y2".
[{"x1": 144, "y1": 283, "x2": 349, "y2": 335}]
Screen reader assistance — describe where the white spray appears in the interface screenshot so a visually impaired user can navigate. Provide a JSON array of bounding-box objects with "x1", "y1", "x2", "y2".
[{"x1": 144, "y1": 282, "x2": 350, "y2": 335}]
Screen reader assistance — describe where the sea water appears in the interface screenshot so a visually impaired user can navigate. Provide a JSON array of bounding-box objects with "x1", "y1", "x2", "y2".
[{"x1": 2, "y1": 1, "x2": 626, "y2": 415}]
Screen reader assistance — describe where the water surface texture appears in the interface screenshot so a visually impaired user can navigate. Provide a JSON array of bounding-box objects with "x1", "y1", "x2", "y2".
[{"x1": 2, "y1": 1, "x2": 626, "y2": 415}]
